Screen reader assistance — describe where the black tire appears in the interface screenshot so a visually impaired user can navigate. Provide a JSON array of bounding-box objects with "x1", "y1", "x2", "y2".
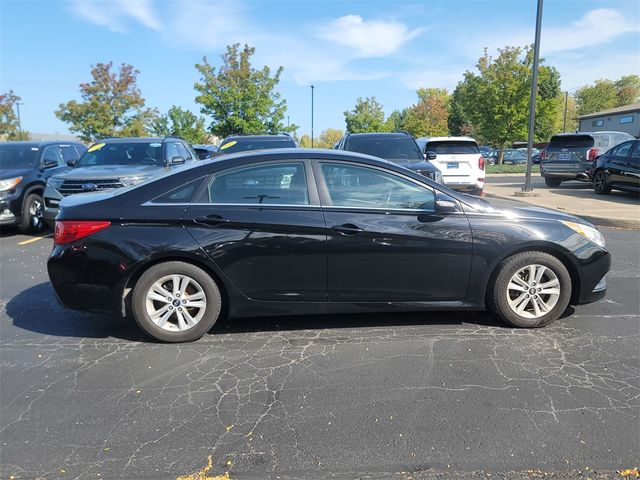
[
  {"x1": 544, "y1": 178, "x2": 562, "y2": 188},
  {"x1": 487, "y1": 251, "x2": 572, "y2": 328},
  {"x1": 593, "y1": 170, "x2": 611, "y2": 195},
  {"x1": 132, "y1": 261, "x2": 222, "y2": 342},
  {"x1": 19, "y1": 193, "x2": 46, "y2": 234}
]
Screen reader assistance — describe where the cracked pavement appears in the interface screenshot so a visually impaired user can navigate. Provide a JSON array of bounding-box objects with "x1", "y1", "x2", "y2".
[{"x1": 0, "y1": 225, "x2": 638, "y2": 479}]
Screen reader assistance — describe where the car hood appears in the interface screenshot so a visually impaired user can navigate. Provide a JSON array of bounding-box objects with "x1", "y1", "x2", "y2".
[
  {"x1": 54, "y1": 165, "x2": 166, "y2": 180},
  {"x1": 469, "y1": 199, "x2": 593, "y2": 227},
  {"x1": 0, "y1": 168, "x2": 32, "y2": 181},
  {"x1": 389, "y1": 158, "x2": 440, "y2": 172}
]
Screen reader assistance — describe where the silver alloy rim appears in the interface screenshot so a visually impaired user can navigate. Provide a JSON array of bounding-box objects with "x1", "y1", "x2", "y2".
[
  {"x1": 594, "y1": 172, "x2": 605, "y2": 192},
  {"x1": 30, "y1": 198, "x2": 43, "y2": 228},
  {"x1": 145, "y1": 274, "x2": 207, "y2": 332},
  {"x1": 506, "y1": 264, "x2": 560, "y2": 319}
]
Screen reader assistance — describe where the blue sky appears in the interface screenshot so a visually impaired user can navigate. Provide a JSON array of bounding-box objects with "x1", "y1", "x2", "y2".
[{"x1": 1, "y1": 0, "x2": 639, "y2": 139}]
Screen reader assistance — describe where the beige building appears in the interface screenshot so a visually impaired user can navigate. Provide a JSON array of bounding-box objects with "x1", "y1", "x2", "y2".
[{"x1": 578, "y1": 102, "x2": 640, "y2": 138}]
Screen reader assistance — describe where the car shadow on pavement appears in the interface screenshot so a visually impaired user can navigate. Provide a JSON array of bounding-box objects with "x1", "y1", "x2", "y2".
[{"x1": 6, "y1": 282, "x2": 146, "y2": 342}]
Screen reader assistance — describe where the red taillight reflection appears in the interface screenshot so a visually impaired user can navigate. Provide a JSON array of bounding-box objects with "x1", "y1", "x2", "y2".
[
  {"x1": 54, "y1": 221, "x2": 111, "y2": 245},
  {"x1": 478, "y1": 156, "x2": 485, "y2": 170},
  {"x1": 587, "y1": 148, "x2": 599, "y2": 161},
  {"x1": 540, "y1": 150, "x2": 547, "y2": 161}
]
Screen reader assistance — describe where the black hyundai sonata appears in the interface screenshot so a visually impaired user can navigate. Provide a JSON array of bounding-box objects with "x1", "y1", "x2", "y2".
[{"x1": 48, "y1": 149, "x2": 610, "y2": 342}]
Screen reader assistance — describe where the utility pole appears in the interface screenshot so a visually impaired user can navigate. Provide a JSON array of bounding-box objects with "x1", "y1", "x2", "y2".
[
  {"x1": 523, "y1": 0, "x2": 543, "y2": 193},
  {"x1": 16, "y1": 102, "x2": 23, "y2": 140},
  {"x1": 310, "y1": 85, "x2": 315, "y2": 148},
  {"x1": 562, "y1": 91, "x2": 569, "y2": 132}
]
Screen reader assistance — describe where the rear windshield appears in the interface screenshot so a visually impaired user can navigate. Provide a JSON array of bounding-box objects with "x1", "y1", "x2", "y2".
[
  {"x1": 425, "y1": 141, "x2": 479, "y2": 154},
  {"x1": 77, "y1": 142, "x2": 164, "y2": 167},
  {"x1": 218, "y1": 138, "x2": 296, "y2": 153},
  {"x1": 0, "y1": 144, "x2": 40, "y2": 169},
  {"x1": 345, "y1": 136, "x2": 423, "y2": 160},
  {"x1": 548, "y1": 135, "x2": 594, "y2": 149}
]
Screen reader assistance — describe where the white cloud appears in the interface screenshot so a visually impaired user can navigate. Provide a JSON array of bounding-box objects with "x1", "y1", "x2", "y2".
[
  {"x1": 70, "y1": 0, "x2": 162, "y2": 32},
  {"x1": 316, "y1": 14, "x2": 423, "y2": 57}
]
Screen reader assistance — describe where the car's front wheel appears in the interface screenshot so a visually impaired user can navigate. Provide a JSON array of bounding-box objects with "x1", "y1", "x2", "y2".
[
  {"x1": 19, "y1": 193, "x2": 46, "y2": 234},
  {"x1": 593, "y1": 170, "x2": 611, "y2": 195},
  {"x1": 132, "y1": 261, "x2": 222, "y2": 342},
  {"x1": 544, "y1": 178, "x2": 562, "y2": 188},
  {"x1": 488, "y1": 252, "x2": 572, "y2": 328}
]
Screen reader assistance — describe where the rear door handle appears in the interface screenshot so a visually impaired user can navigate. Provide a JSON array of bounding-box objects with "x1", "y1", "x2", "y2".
[
  {"x1": 331, "y1": 223, "x2": 364, "y2": 235},
  {"x1": 193, "y1": 214, "x2": 229, "y2": 227}
]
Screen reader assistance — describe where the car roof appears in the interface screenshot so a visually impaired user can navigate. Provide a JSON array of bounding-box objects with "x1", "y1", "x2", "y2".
[
  {"x1": 222, "y1": 135, "x2": 294, "y2": 141},
  {"x1": 551, "y1": 131, "x2": 630, "y2": 137},
  {"x1": 418, "y1": 136, "x2": 477, "y2": 142},
  {"x1": 345, "y1": 132, "x2": 412, "y2": 138},
  {"x1": 95, "y1": 137, "x2": 183, "y2": 144},
  {"x1": 0, "y1": 140, "x2": 85, "y2": 147}
]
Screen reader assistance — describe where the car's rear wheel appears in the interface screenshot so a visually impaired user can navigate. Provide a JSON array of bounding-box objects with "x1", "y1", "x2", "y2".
[
  {"x1": 19, "y1": 193, "x2": 46, "y2": 234},
  {"x1": 593, "y1": 170, "x2": 611, "y2": 195},
  {"x1": 488, "y1": 252, "x2": 572, "y2": 328},
  {"x1": 544, "y1": 178, "x2": 562, "y2": 188},
  {"x1": 132, "y1": 261, "x2": 222, "y2": 342}
]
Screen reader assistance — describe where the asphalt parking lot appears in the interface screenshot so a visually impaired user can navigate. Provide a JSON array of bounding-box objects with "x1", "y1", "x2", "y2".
[{"x1": 1, "y1": 221, "x2": 638, "y2": 479}]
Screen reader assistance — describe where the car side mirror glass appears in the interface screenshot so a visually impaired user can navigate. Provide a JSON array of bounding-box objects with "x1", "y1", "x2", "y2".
[
  {"x1": 427, "y1": 151, "x2": 437, "y2": 161},
  {"x1": 196, "y1": 151, "x2": 211, "y2": 160},
  {"x1": 43, "y1": 159, "x2": 58, "y2": 169},
  {"x1": 170, "y1": 156, "x2": 186, "y2": 165},
  {"x1": 434, "y1": 193, "x2": 460, "y2": 214},
  {"x1": 66, "y1": 159, "x2": 77, "y2": 167}
]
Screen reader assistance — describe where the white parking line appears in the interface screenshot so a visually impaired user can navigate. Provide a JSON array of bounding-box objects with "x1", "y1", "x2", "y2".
[{"x1": 18, "y1": 234, "x2": 53, "y2": 246}]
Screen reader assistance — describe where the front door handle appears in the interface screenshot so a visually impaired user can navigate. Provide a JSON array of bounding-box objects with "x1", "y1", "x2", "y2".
[
  {"x1": 331, "y1": 223, "x2": 364, "y2": 235},
  {"x1": 193, "y1": 214, "x2": 229, "y2": 227}
]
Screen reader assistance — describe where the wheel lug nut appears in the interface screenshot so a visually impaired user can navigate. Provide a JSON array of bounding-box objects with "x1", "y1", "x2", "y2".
[
  {"x1": 169, "y1": 306, "x2": 173, "y2": 310},
  {"x1": 526, "y1": 294, "x2": 530, "y2": 298},
  {"x1": 182, "y1": 300, "x2": 186, "y2": 304},
  {"x1": 176, "y1": 293, "x2": 180, "y2": 298}
]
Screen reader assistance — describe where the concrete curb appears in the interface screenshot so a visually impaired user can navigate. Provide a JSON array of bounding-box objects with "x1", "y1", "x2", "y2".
[{"x1": 485, "y1": 192, "x2": 640, "y2": 230}]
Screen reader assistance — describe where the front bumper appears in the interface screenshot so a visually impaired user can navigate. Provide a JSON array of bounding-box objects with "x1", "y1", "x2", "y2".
[
  {"x1": 43, "y1": 185, "x2": 63, "y2": 223},
  {"x1": 577, "y1": 249, "x2": 611, "y2": 304},
  {"x1": 0, "y1": 193, "x2": 23, "y2": 226}
]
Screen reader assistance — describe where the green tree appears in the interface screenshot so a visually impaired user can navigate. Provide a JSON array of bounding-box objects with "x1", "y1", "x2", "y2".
[
  {"x1": 403, "y1": 88, "x2": 450, "y2": 137},
  {"x1": 0, "y1": 90, "x2": 28, "y2": 140},
  {"x1": 448, "y1": 84, "x2": 475, "y2": 138},
  {"x1": 56, "y1": 62, "x2": 154, "y2": 142},
  {"x1": 384, "y1": 109, "x2": 409, "y2": 132},
  {"x1": 151, "y1": 106, "x2": 207, "y2": 144},
  {"x1": 344, "y1": 96, "x2": 385, "y2": 133},
  {"x1": 195, "y1": 44, "x2": 295, "y2": 138},
  {"x1": 614, "y1": 74, "x2": 640, "y2": 106},
  {"x1": 454, "y1": 46, "x2": 560, "y2": 163},
  {"x1": 533, "y1": 65, "x2": 563, "y2": 142},
  {"x1": 575, "y1": 79, "x2": 618, "y2": 116},
  {"x1": 299, "y1": 134, "x2": 312, "y2": 148},
  {"x1": 315, "y1": 128, "x2": 343, "y2": 148}
]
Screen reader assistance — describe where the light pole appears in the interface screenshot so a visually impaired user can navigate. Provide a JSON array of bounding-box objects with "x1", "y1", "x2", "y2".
[
  {"x1": 310, "y1": 85, "x2": 315, "y2": 148},
  {"x1": 523, "y1": 0, "x2": 543, "y2": 193},
  {"x1": 15, "y1": 102, "x2": 23, "y2": 140},
  {"x1": 562, "y1": 91, "x2": 569, "y2": 132}
]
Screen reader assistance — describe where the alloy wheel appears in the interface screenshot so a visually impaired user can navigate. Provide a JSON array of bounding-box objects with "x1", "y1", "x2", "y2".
[
  {"x1": 506, "y1": 264, "x2": 560, "y2": 319},
  {"x1": 145, "y1": 274, "x2": 207, "y2": 332},
  {"x1": 29, "y1": 198, "x2": 43, "y2": 230}
]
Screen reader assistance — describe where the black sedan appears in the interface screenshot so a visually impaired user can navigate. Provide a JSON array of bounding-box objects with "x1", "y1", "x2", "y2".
[
  {"x1": 48, "y1": 149, "x2": 611, "y2": 342},
  {"x1": 593, "y1": 139, "x2": 640, "y2": 195}
]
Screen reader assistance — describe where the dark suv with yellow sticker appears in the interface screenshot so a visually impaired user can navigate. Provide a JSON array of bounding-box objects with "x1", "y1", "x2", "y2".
[
  {"x1": 214, "y1": 133, "x2": 297, "y2": 156},
  {"x1": 43, "y1": 137, "x2": 197, "y2": 228}
]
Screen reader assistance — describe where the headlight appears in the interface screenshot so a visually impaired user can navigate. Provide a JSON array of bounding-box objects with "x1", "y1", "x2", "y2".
[
  {"x1": 561, "y1": 220, "x2": 605, "y2": 248},
  {"x1": 0, "y1": 176, "x2": 23, "y2": 192},
  {"x1": 47, "y1": 177, "x2": 64, "y2": 189},
  {"x1": 120, "y1": 175, "x2": 151, "y2": 187}
]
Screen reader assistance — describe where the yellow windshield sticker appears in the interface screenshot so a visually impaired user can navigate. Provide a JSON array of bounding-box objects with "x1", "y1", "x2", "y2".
[
  {"x1": 219, "y1": 141, "x2": 237, "y2": 150},
  {"x1": 87, "y1": 143, "x2": 105, "y2": 152}
]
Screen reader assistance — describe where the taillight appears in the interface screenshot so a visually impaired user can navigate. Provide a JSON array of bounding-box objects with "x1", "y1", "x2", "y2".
[
  {"x1": 540, "y1": 150, "x2": 547, "y2": 161},
  {"x1": 54, "y1": 220, "x2": 111, "y2": 245},
  {"x1": 478, "y1": 156, "x2": 485, "y2": 170},
  {"x1": 587, "y1": 148, "x2": 599, "y2": 161}
]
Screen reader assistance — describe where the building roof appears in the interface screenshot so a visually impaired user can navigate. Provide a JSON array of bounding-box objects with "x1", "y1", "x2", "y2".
[{"x1": 577, "y1": 102, "x2": 640, "y2": 120}]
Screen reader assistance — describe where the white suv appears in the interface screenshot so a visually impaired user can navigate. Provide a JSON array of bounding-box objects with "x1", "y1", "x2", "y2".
[{"x1": 416, "y1": 136, "x2": 485, "y2": 194}]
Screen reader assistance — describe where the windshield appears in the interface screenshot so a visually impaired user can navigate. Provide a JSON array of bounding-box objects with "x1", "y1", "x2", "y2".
[
  {"x1": 426, "y1": 141, "x2": 479, "y2": 154},
  {"x1": 0, "y1": 144, "x2": 41, "y2": 169},
  {"x1": 77, "y1": 142, "x2": 164, "y2": 167},
  {"x1": 548, "y1": 135, "x2": 594, "y2": 149},
  {"x1": 345, "y1": 136, "x2": 423, "y2": 160},
  {"x1": 219, "y1": 139, "x2": 295, "y2": 153}
]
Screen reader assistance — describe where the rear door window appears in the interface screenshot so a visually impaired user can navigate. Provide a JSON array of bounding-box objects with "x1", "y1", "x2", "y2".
[
  {"x1": 548, "y1": 135, "x2": 594, "y2": 149},
  {"x1": 60, "y1": 145, "x2": 80, "y2": 163},
  {"x1": 425, "y1": 141, "x2": 479, "y2": 154}
]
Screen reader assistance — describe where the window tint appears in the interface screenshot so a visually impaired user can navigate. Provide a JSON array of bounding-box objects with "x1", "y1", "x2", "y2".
[
  {"x1": 612, "y1": 133, "x2": 634, "y2": 146},
  {"x1": 631, "y1": 142, "x2": 640, "y2": 160},
  {"x1": 344, "y1": 136, "x2": 423, "y2": 160},
  {"x1": 60, "y1": 145, "x2": 80, "y2": 162},
  {"x1": 0, "y1": 144, "x2": 40, "y2": 168},
  {"x1": 612, "y1": 141, "x2": 633, "y2": 158},
  {"x1": 593, "y1": 135, "x2": 612, "y2": 149},
  {"x1": 218, "y1": 138, "x2": 296, "y2": 153},
  {"x1": 548, "y1": 135, "x2": 594, "y2": 149},
  {"x1": 320, "y1": 163, "x2": 434, "y2": 210},
  {"x1": 174, "y1": 142, "x2": 191, "y2": 159},
  {"x1": 151, "y1": 177, "x2": 206, "y2": 204},
  {"x1": 78, "y1": 142, "x2": 163, "y2": 167},
  {"x1": 42, "y1": 146, "x2": 63, "y2": 166},
  {"x1": 425, "y1": 141, "x2": 479, "y2": 154},
  {"x1": 209, "y1": 163, "x2": 308, "y2": 205}
]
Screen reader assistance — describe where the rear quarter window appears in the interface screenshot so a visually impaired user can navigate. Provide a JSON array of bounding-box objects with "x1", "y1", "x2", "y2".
[{"x1": 150, "y1": 177, "x2": 206, "y2": 204}]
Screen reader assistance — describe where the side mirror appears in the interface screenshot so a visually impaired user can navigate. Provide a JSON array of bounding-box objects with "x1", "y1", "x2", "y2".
[
  {"x1": 434, "y1": 193, "x2": 460, "y2": 214},
  {"x1": 170, "y1": 156, "x2": 186, "y2": 165},
  {"x1": 66, "y1": 159, "x2": 77, "y2": 167},
  {"x1": 196, "y1": 150, "x2": 211, "y2": 160},
  {"x1": 42, "y1": 159, "x2": 58, "y2": 169},
  {"x1": 426, "y1": 151, "x2": 437, "y2": 161}
]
